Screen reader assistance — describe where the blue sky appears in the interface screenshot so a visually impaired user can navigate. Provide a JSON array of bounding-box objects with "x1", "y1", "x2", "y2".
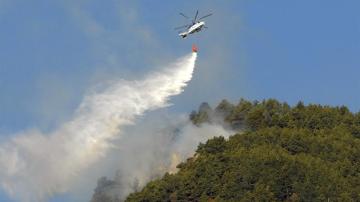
[{"x1": 0, "y1": 0, "x2": 359, "y2": 201}]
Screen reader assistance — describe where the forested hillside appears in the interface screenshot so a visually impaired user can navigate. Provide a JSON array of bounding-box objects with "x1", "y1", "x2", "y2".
[{"x1": 125, "y1": 99, "x2": 360, "y2": 201}]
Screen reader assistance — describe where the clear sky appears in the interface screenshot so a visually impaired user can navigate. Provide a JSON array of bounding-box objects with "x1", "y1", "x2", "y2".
[{"x1": 0, "y1": 0, "x2": 359, "y2": 201}]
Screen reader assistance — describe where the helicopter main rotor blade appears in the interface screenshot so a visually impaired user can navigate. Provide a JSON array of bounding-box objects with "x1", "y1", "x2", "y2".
[
  {"x1": 193, "y1": 10, "x2": 199, "y2": 23},
  {"x1": 198, "y1": 13, "x2": 213, "y2": 21},
  {"x1": 179, "y1": 13, "x2": 189, "y2": 19}
]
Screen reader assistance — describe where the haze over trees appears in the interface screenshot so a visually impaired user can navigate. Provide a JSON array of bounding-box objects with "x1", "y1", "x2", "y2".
[{"x1": 93, "y1": 99, "x2": 360, "y2": 201}]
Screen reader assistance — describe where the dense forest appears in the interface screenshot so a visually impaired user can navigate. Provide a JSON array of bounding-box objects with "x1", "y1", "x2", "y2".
[{"x1": 124, "y1": 99, "x2": 360, "y2": 201}]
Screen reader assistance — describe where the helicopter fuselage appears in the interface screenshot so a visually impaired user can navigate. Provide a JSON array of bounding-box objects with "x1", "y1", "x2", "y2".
[{"x1": 179, "y1": 21, "x2": 205, "y2": 38}]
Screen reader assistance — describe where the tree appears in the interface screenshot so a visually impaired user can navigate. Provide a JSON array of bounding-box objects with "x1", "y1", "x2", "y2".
[{"x1": 122, "y1": 99, "x2": 360, "y2": 202}]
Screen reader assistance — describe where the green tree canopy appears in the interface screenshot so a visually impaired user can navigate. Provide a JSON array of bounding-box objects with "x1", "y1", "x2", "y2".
[{"x1": 124, "y1": 99, "x2": 360, "y2": 201}]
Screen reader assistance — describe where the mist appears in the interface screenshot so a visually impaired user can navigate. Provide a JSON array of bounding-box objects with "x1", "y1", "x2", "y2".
[{"x1": 0, "y1": 53, "x2": 197, "y2": 202}]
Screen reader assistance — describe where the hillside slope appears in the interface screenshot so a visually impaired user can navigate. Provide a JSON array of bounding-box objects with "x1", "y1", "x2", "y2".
[{"x1": 125, "y1": 99, "x2": 360, "y2": 201}]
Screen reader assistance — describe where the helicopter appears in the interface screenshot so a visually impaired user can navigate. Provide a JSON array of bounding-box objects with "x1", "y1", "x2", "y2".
[{"x1": 175, "y1": 10, "x2": 213, "y2": 38}]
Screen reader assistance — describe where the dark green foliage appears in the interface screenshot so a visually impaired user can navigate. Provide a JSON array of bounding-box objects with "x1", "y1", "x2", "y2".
[
  {"x1": 215, "y1": 99, "x2": 235, "y2": 118},
  {"x1": 91, "y1": 177, "x2": 121, "y2": 202},
  {"x1": 190, "y1": 102, "x2": 213, "y2": 126},
  {"x1": 126, "y1": 99, "x2": 360, "y2": 202},
  {"x1": 223, "y1": 99, "x2": 360, "y2": 137}
]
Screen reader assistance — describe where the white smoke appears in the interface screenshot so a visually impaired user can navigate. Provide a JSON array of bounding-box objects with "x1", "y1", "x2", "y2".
[
  {"x1": 0, "y1": 53, "x2": 197, "y2": 202},
  {"x1": 95, "y1": 115, "x2": 232, "y2": 201}
]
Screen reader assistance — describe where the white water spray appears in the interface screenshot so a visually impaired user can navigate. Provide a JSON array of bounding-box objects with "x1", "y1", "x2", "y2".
[{"x1": 0, "y1": 53, "x2": 197, "y2": 201}]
